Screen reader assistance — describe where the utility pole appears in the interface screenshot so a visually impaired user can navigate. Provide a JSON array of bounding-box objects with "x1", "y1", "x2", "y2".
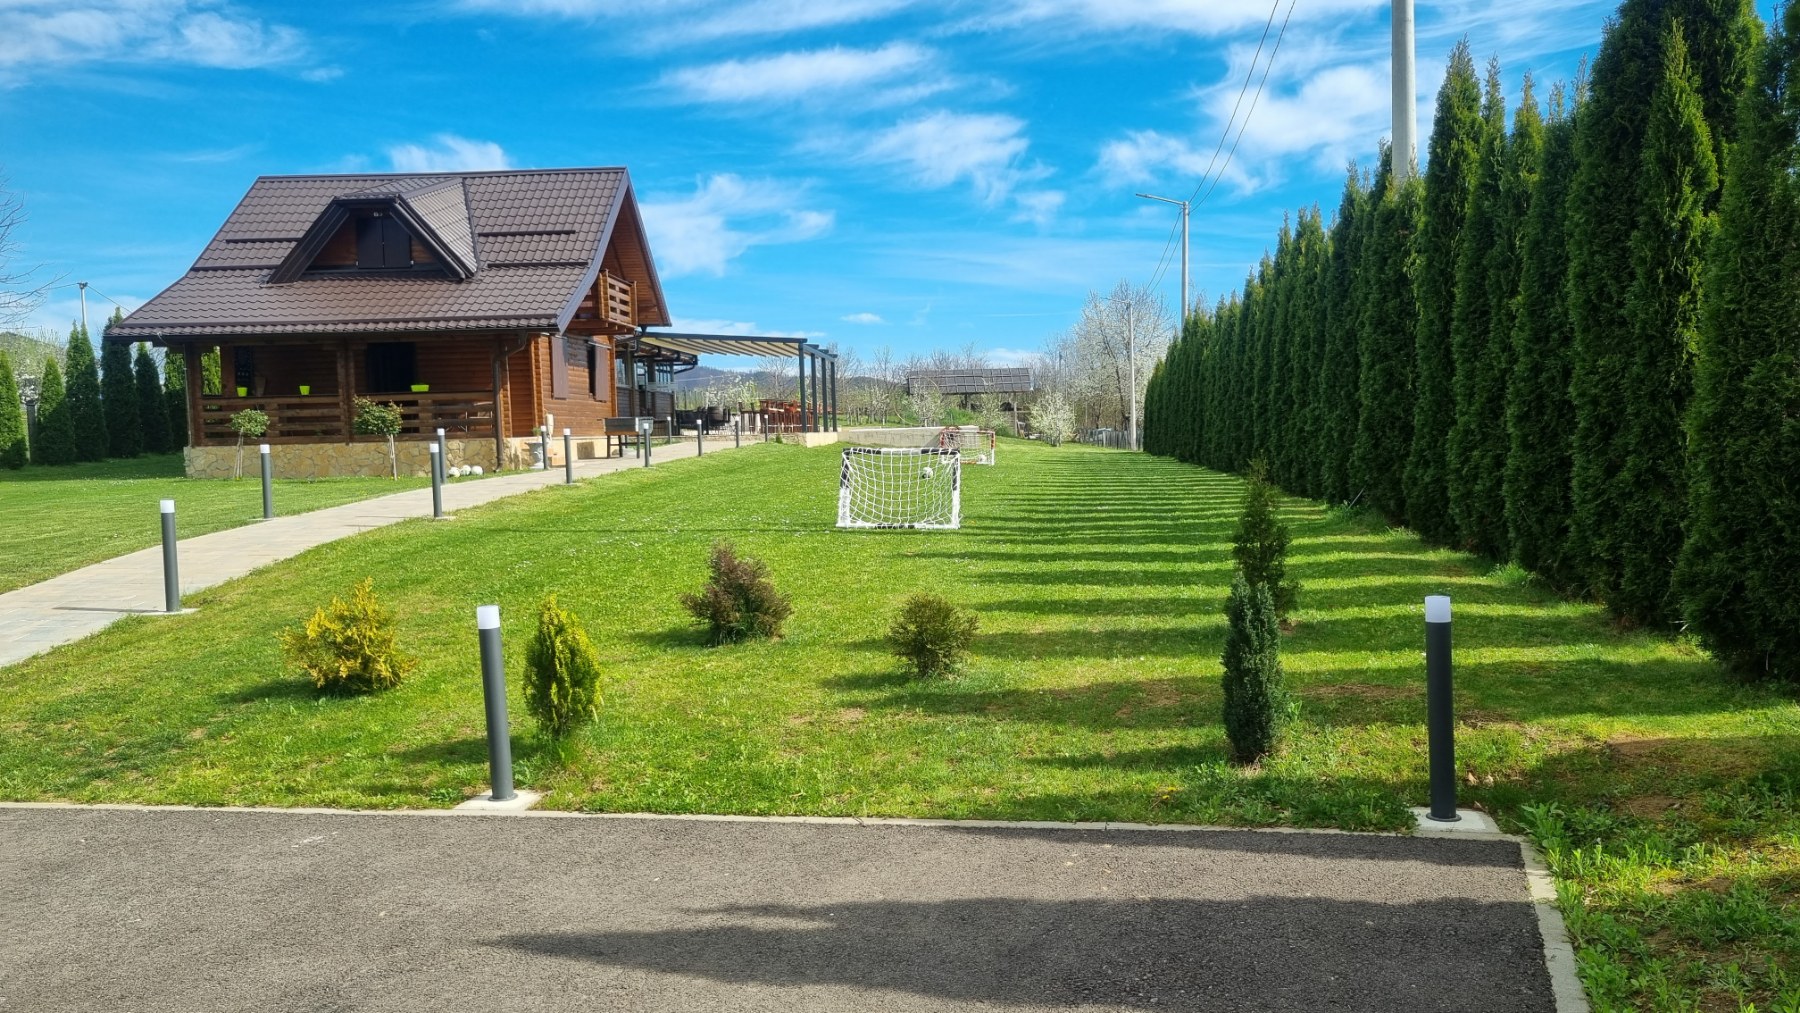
[
  {"x1": 1136, "y1": 193, "x2": 1190, "y2": 319},
  {"x1": 1391, "y1": 0, "x2": 1417, "y2": 187},
  {"x1": 1125, "y1": 299, "x2": 1137, "y2": 452},
  {"x1": 77, "y1": 281, "x2": 89, "y2": 338}
]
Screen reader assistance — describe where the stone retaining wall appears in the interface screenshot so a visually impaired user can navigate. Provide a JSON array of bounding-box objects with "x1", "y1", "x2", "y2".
[{"x1": 184, "y1": 439, "x2": 501, "y2": 480}]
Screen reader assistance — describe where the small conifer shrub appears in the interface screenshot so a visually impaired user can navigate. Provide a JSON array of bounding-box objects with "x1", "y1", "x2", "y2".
[
  {"x1": 887, "y1": 593, "x2": 978, "y2": 678},
  {"x1": 1220, "y1": 574, "x2": 1290, "y2": 763},
  {"x1": 525, "y1": 595, "x2": 603, "y2": 738},
  {"x1": 680, "y1": 541, "x2": 793, "y2": 645},
  {"x1": 279, "y1": 578, "x2": 417, "y2": 694},
  {"x1": 1232, "y1": 460, "x2": 1300, "y2": 620}
]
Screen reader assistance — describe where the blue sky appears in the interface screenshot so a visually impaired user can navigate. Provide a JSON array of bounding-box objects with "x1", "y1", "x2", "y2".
[{"x1": 0, "y1": 0, "x2": 1766, "y2": 364}]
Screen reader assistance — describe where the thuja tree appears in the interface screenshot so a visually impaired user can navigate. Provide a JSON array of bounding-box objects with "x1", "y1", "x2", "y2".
[
  {"x1": 1284, "y1": 208, "x2": 1330, "y2": 499},
  {"x1": 63, "y1": 324, "x2": 105, "y2": 461},
  {"x1": 1232, "y1": 460, "x2": 1300, "y2": 620},
  {"x1": 1505, "y1": 80, "x2": 1583, "y2": 586},
  {"x1": 1445, "y1": 61, "x2": 1509, "y2": 552},
  {"x1": 1568, "y1": 0, "x2": 1756, "y2": 605},
  {"x1": 33, "y1": 357, "x2": 76, "y2": 465},
  {"x1": 1676, "y1": 6, "x2": 1800, "y2": 679},
  {"x1": 0, "y1": 351, "x2": 25, "y2": 468},
  {"x1": 133, "y1": 343, "x2": 170, "y2": 455},
  {"x1": 1611, "y1": 25, "x2": 1720, "y2": 627},
  {"x1": 164, "y1": 352, "x2": 188, "y2": 448},
  {"x1": 1220, "y1": 574, "x2": 1289, "y2": 764},
  {"x1": 1318, "y1": 166, "x2": 1369, "y2": 504},
  {"x1": 100, "y1": 327, "x2": 141, "y2": 459},
  {"x1": 1352, "y1": 150, "x2": 1422, "y2": 523},
  {"x1": 1405, "y1": 41, "x2": 1485, "y2": 544},
  {"x1": 1249, "y1": 245, "x2": 1281, "y2": 465}
]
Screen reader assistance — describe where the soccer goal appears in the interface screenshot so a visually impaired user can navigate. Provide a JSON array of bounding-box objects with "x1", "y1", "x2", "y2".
[
  {"x1": 938, "y1": 427, "x2": 997, "y2": 465},
  {"x1": 837, "y1": 447, "x2": 962, "y2": 529}
]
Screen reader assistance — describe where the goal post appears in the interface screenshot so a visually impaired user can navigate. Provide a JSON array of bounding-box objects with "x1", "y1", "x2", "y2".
[
  {"x1": 937, "y1": 427, "x2": 997, "y2": 465},
  {"x1": 837, "y1": 447, "x2": 962, "y2": 529}
]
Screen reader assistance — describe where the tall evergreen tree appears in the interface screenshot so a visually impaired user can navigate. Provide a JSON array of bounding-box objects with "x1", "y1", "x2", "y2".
[
  {"x1": 1352, "y1": 149, "x2": 1423, "y2": 522},
  {"x1": 100, "y1": 313, "x2": 141, "y2": 458},
  {"x1": 0, "y1": 351, "x2": 26, "y2": 468},
  {"x1": 34, "y1": 356, "x2": 77, "y2": 466},
  {"x1": 1319, "y1": 167, "x2": 1369, "y2": 504},
  {"x1": 134, "y1": 343, "x2": 171, "y2": 455},
  {"x1": 1445, "y1": 61, "x2": 1510, "y2": 552},
  {"x1": 1567, "y1": 0, "x2": 1757, "y2": 605},
  {"x1": 63, "y1": 324, "x2": 105, "y2": 461},
  {"x1": 1285, "y1": 208, "x2": 1329, "y2": 498},
  {"x1": 1676, "y1": 6, "x2": 1800, "y2": 679},
  {"x1": 1406, "y1": 41, "x2": 1485, "y2": 543},
  {"x1": 1609, "y1": 25, "x2": 1721, "y2": 626},
  {"x1": 1506, "y1": 80, "x2": 1584, "y2": 586},
  {"x1": 164, "y1": 349, "x2": 189, "y2": 448}
]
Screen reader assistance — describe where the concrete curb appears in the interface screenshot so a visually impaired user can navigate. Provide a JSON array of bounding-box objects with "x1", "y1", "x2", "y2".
[{"x1": 1520, "y1": 839, "x2": 1591, "y2": 1013}]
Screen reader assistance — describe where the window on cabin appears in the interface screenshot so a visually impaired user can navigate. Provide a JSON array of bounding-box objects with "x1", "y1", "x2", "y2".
[
  {"x1": 365, "y1": 342, "x2": 417, "y2": 393},
  {"x1": 355, "y1": 214, "x2": 413, "y2": 270},
  {"x1": 587, "y1": 343, "x2": 600, "y2": 399}
]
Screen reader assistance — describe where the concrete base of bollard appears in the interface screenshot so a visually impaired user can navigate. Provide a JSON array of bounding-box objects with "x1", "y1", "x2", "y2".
[
  {"x1": 1410, "y1": 807, "x2": 1501, "y2": 835},
  {"x1": 453, "y1": 789, "x2": 542, "y2": 812}
]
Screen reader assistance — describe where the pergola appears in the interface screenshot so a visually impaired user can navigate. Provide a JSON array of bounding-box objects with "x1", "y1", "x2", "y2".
[{"x1": 624, "y1": 331, "x2": 841, "y2": 432}]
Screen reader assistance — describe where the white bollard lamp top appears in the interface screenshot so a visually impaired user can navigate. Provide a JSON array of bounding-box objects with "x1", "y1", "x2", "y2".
[{"x1": 1425, "y1": 595, "x2": 1452, "y2": 624}]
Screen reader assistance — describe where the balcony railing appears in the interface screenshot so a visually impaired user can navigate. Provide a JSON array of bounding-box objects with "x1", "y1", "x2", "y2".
[
  {"x1": 602, "y1": 272, "x2": 634, "y2": 328},
  {"x1": 197, "y1": 391, "x2": 498, "y2": 445}
]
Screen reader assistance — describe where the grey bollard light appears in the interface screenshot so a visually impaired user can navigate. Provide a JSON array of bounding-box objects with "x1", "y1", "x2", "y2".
[
  {"x1": 475, "y1": 605, "x2": 516, "y2": 802},
  {"x1": 538, "y1": 427, "x2": 550, "y2": 470},
  {"x1": 434, "y1": 428, "x2": 447, "y2": 486},
  {"x1": 666, "y1": 414, "x2": 674, "y2": 447},
  {"x1": 259, "y1": 444, "x2": 273, "y2": 519},
  {"x1": 1425, "y1": 595, "x2": 1458, "y2": 822},
  {"x1": 160, "y1": 499, "x2": 180, "y2": 613},
  {"x1": 639, "y1": 418, "x2": 654, "y2": 467},
  {"x1": 734, "y1": 418, "x2": 741, "y2": 449},
  {"x1": 563, "y1": 428, "x2": 574, "y2": 484},
  {"x1": 696, "y1": 418, "x2": 704, "y2": 456},
  {"x1": 428, "y1": 443, "x2": 444, "y2": 519}
]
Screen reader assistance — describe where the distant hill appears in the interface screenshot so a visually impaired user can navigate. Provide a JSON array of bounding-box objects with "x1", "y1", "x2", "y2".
[{"x1": 0, "y1": 331, "x2": 63, "y2": 376}]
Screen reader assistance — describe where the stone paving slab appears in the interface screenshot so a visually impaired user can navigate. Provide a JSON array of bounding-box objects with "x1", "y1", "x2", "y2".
[
  {"x1": 0, "y1": 807, "x2": 1559, "y2": 1013},
  {"x1": 0, "y1": 437, "x2": 744, "y2": 668}
]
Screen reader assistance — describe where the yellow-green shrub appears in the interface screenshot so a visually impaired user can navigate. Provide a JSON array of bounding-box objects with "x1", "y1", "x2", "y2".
[
  {"x1": 279, "y1": 578, "x2": 416, "y2": 693},
  {"x1": 524, "y1": 595, "x2": 603, "y2": 738}
]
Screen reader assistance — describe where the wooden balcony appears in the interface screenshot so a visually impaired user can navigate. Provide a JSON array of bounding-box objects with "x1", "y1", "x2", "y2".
[
  {"x1": 569, "y1": 271, "x2": 636, "y2": 335},
  {"x1": 197, "y1": 391, "x2": 497, "y2": 446}
]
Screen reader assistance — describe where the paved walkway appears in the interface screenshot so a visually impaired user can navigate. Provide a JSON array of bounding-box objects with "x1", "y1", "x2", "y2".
[
  {"x1": 0, "y1": 436, "x2": 744, "y2": 668},
  {"x1": 0, "y1": 807, "x2": 1566, "y2": 1012}
]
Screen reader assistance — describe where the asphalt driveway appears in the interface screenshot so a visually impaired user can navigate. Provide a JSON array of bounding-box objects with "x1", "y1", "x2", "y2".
[{"x1": 0, "y1": 807, "x2": 1557, "y2": 1012}]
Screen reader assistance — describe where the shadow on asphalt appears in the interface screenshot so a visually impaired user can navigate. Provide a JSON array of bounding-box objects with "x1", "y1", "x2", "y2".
[{"x1": 491, "y1": 894, "x2": 1552, "y2": 1010}]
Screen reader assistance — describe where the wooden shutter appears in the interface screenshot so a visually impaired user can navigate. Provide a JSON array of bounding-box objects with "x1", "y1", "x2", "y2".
[{"x1": 551, "y1": 335, "x2": 569, "y2": 399}]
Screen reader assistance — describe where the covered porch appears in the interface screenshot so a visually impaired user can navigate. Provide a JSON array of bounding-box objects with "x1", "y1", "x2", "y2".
[{"x1": 624, "y1": 332, "x2": 840, "y2": 433}]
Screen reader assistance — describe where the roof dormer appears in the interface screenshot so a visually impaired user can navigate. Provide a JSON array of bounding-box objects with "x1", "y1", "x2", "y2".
[{"x1": 269, "y1": 177, "x2": 478, "y2": 283}]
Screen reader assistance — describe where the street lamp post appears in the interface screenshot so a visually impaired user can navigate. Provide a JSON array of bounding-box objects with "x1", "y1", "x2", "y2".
[{"x1": 1135, "y1": 193, "x2": 1190, "y2": 319}]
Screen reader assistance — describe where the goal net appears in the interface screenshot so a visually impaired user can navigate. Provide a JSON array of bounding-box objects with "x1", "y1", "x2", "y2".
[
  {"x1": 837, "y1": 447, "x2": 962, "y2": 529},
  {"x1": 938, "y1": 427, "x2": 997, "y2": 465}
]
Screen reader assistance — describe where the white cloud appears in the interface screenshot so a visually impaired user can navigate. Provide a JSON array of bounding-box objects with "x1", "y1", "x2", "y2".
[
  {"x1": 640, "y1": 174, "x2": 834, "y2": 278},
  {"x1": 0, "y1": 1, "x2": 311, "y2": 78},
  {"x1": 855, "y1": 111, "x2": 1049, "y2": 205},
  {"x1": 1010, "y1": 190, "x2": 1065, "y2": 227},
  {"x1": 983, "y1": 347, "x2": 1045, "y2": 368},
  {"x1": 386, "y1": 135, "x2": 514, "y2": 173},
  {"x1": 967, "y1": 0, "x2": 1384, "y2": 37},
  {"x1": 840, "y1": 312, "x2": 885, "y2": 325},
  {"x1": 670, "y1": 317, "x2": 824, "y2": 340},
  {"x1": 661, "y1": 43, "x2": 940, "y2": 105},
  {"x1": 455, "y1": 0, "x2": 910, "y2": 46}
]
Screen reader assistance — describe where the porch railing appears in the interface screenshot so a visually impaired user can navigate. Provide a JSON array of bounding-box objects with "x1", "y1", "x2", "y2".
[{"x1": 198, "y1": 391, "x2": 498, "y2": 445}]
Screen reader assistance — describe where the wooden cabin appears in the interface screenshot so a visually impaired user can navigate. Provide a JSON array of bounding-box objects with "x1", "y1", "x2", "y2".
[{"x1": 106, "y1": 168, "x2": 697, "y2": 477}]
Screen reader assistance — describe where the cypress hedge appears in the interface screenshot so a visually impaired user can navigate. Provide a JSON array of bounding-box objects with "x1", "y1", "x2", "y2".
[
  {"x1": 1220, "y1": 573, "x2": 1288, "y2": 763},
  {"x1": 1318, "y1": 167, "x2": 1368, "y2": 504},
  {"x1": 164, "y1": 351, "x2": 188, "y2": 448},
  {"x1": 100, "y1": 331, "x2": 141, "y2": 459},
  {"x1": 1352, "y1": 151, "x2": 1421, "y2": 523},
  {"x1": 63, "y1": 325, "x2": 105, "y2": 462},
  {"x1": 1676, "y1": 4, "x2": 1800, "y2": 679}
]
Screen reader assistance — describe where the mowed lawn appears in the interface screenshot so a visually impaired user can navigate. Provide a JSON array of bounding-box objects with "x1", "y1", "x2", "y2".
[
  {"x1": 0, "y1": 455, "x2": 432, "y2": 593},
  {"x1": 2, "y1": 439, "x2": 1796, "y2": 1010}
]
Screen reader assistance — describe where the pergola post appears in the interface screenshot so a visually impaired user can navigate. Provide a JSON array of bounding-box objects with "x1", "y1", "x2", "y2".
[
  {"x1": 796, "y1": 345, "x2": 808, "y2": 433},
  {"x1": 183, "y1": 344, "x2": 205, "y2": 447},
  {"x1": 809, "y1": 349, "x2": 821, "y2": 433},
  {"x1": 828, "y1": 358, "x2": 839, "y2": 432}
]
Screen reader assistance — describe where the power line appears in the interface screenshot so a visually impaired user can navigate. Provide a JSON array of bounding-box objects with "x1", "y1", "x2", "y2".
[{"x1": 1194, "y1": 0, "x2": 1298, "y2": 211}]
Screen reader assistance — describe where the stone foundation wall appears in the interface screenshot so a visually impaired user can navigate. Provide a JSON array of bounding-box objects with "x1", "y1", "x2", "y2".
[{"x1": 184, "y1": 439, "x2": 500, "y2": 480}]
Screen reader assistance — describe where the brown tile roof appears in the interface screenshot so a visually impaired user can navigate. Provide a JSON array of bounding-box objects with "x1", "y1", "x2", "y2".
[
  {"x1": 905, "y1": 367, "x2": 1037, "y2": 395},
  {"x1": 110, "y1": 167, "x2": 670, "y2": 340}
]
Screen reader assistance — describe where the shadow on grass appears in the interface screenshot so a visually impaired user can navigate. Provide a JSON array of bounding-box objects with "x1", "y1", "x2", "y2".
[
  {"x1": 824, "y1": 673, "x2": 1216, "y2": 731},
  {"x1": 219, "y1": 676, "x2": 319, "y2": 706}
]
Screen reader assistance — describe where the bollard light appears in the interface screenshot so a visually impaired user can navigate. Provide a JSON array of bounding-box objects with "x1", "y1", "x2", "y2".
[
  {"x1": 563, "y1": 428, "x2": 574, "y2": 485},
  {"x1": 475, "y1": 605, "x2": 516, "y2": 802},
  {"x1": 696, "y1": 418, "x2": 704, "y2": 456},
  {"x1": 1424, "y1": 595, "x2": 1458, "y2": 822},
  {"x1": 428, "y1": 443, "x2": 444, "y2": 519},
  {"x1": 160, "y1": 499, "x2": 180, "y2": 613},
  {"x1": 639, "y1": 418, "x2": 654, "y2": 467},
  {"x1": 259, "y1": 444, "x2": 273, "y2": 519},
  {"x1": 538, "y1": 426, "x2": 550, "y2": 470}
]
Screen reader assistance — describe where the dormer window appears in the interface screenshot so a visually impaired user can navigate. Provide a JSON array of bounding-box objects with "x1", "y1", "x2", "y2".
[{"x1": 356, "y1": 213, "x2": 413, "y2": 270}]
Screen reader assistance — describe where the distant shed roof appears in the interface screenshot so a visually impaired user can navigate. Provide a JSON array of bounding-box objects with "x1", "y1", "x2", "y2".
[
  {"x1": 905, "y1": 367, "x2": 1035, "y2": 396},
  {"x1": 108, "y1": 168, "x2": 670, "y2": 341}
]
